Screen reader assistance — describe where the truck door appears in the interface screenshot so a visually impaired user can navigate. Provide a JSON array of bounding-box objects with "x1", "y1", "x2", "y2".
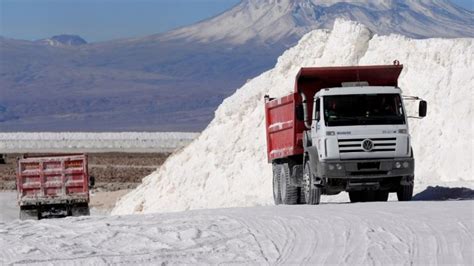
[{"x1": 311, "y1": 97, "x2": 324, "y2": 159}]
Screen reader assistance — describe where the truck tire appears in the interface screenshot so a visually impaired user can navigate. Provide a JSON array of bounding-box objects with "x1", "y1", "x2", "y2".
[
  {"x1": 298, "y1": 187, "x2": 307, "y2": 204},
  {"x1": 71, "y1": 204, "x2": 90, "y2": 217},
  {"x1": 19, "y1": 207, "x2": 39, "y2": 220},
  {"x1": 280, "y1": 163, "x2": 298, "y2": 204},
  {"x1": 349, "y1": 191, "x2": 362, "y2": 203},
  {"x1": 303, "y1": 161, "x2": 321, "y2": 205},
  {"x1": 272, "y1": 163, "x2": 282, "y2": 205},
  {"x1": 397, "y1": 185, "x2": 413, "y2": 201}
]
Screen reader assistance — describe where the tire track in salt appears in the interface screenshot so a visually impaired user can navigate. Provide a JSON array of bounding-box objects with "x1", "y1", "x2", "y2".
[{"x1": 1, "y1": 201, "x2": 472, "y2": 265}]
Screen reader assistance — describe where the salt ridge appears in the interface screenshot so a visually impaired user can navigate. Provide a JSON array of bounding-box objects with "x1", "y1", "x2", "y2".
[{"x1": 113, "y1": 20, "x2": 473, "y2": 215}]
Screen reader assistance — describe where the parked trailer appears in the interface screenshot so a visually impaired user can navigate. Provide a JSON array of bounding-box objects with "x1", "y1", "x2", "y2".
[
  {"x1": 265, "y1": 62, "x2": 427, "y2": 205},
  {"x1": 16, "y1": 154, "x2": 94, "y2": 220}
]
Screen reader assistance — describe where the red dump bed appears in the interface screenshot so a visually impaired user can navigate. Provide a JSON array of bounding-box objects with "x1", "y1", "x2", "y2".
[
  {"x1": 264, "y1": 64, "x2": 403, "y2": 162},
  {"x1": 16, "y1": 154, "x2": 90, "y2": 205}
]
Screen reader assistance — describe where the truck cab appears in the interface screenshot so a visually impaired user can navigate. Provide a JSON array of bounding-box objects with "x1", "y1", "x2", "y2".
[{"x1": 264, "y1": 63, "x2": 427, "y2": 205}]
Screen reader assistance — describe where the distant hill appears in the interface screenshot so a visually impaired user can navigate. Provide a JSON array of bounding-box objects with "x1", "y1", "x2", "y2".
[
  {"x1": 0, "y1": 0, "x2": 472, "y2": 131},
  {"x1": 38, "y1": 34, "x2": 87, "y2": 47}
]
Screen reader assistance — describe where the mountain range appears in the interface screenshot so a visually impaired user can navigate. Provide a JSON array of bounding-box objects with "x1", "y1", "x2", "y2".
[
  {"x1": 0, "y1": 0, "x2": 472, "y2": 131},
  {"x1": 37, "y1": 35, "x2": 87, "y2": 47}
]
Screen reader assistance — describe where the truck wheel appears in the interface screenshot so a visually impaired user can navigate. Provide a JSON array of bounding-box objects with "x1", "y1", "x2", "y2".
[
  {"x1": 397, "y1": 185, "x2": 413, "y2": 201},
  {"x1": 71, "y1": 204, "x2": 90, "y2": 217},
  {"x1": 272, "y1": 163, "x2": 282, "y2": 205},
  {"x1": 349, "y1": 191, "x2": 362, "y2": 203},
  {"x1": 298, "y1": 187, "x2": 307, "y2": 204},
  {"x1": 303, "y1": 161, "x2": 321, "y2": 205},
  {"x1": 280, "y1": 163, "x2": 298, "y2": 204},
  {"x1": 19, "y1": 207, "x2": 39, "y2": 220}
]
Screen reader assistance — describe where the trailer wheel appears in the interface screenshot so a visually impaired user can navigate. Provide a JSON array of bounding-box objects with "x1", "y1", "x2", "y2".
[
  {"x1": 397, "y1": 185, "x2": 413, "y2": 201},
  {"x1": 71, "y1": 204, "x2": 90, "y2": 217},
  {"x1": 303, "y1": 161, "x2": 321, "y2": 205},
  {"x1": 280, "y1": 163, "x2": 298, "y2": 204},
  {"x1": 19, "y1": 206, "x2": 39, "y2": 220},
  {"x1": 272, "y1": 163, "x2": 282, "y2": 205}
]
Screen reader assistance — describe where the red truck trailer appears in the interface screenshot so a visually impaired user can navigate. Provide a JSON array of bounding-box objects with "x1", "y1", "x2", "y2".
[
  {"x1": 16, "y1": 154, "x2": 94, "y2": 220},
  {"x1": 265, "y1": 62, "x2": 426, "y2": 205}
]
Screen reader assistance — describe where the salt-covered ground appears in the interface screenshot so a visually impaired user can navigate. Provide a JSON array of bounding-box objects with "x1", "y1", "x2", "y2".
[
  {"x1": 0, "y1": 190, "x2": 128, "y2": 222},
  {"x1": 0, "y1": 132, "x2": 199, "y2": 153},
  {"x1": 1, "y1": 200, "x2": 472, "y2": 265},
  {"x1": 113, "y1": 20, "x2": 474, "y2": 215},
  {"x1": 0, "y1": 191, "x2": 17, "y2": 222}
]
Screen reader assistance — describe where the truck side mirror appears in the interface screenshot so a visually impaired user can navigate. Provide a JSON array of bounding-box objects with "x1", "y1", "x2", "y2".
[
  {"x1": 419, "y1": 100, "x2": 427, "y2": 117},
  {"x1": 296, "y1": 104, "x2": 304, "y2": 121},
  {"x1": 315, "y1": 99, "x2": 321, "y2": 122}
]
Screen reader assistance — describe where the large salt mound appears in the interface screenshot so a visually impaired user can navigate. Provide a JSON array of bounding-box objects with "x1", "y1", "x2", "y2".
[{"x1": 112, "y1": 20, "x2": 473, "y2": 215}]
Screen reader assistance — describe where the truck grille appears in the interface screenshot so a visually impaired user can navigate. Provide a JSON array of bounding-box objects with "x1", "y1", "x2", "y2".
[{"x1": 338, "y1": 138, "x2": 396, "y2": 153}]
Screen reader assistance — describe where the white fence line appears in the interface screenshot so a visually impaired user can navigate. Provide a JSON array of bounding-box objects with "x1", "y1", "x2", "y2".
[{"x1": 0, "y1": 132, "x2": 200, "y2": 153}]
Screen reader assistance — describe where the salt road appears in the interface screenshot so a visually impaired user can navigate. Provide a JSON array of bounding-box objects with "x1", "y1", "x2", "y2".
[{"x1": 1, "y1": 200, "x2": 472, "y2": 265}]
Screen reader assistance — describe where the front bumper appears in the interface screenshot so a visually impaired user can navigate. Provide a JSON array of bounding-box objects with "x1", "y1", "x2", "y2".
[{"x1": 319, "y1": 157, "x2": 414, "y2": 179}]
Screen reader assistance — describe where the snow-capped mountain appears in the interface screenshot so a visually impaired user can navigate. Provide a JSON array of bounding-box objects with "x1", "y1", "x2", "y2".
[
  {"x1": 38, "y1": 34, "x2": 87, "y2": 47},
  {"x1": 0, "y1": 0, "x2": 473, "y2": 131},
  {"x1": 163, "y1": 0, "x2": 473, "y2": 45}
]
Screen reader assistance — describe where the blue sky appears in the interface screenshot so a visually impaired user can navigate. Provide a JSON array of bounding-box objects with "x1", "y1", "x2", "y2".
[
  {"x1": 0, "y1": 0, "x2": 240, "y2": 42},
  {"x1": 0, "y1": 0, "x2": 472, "y2": 42}
]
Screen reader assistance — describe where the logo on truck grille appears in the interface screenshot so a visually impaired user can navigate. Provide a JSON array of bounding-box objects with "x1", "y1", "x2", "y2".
[{"x1": 362, "y1": 139, "x2": 374, "y2": 152}]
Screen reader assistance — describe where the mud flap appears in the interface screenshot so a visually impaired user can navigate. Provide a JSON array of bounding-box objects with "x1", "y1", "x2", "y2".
[
  {"x1": 19, "y1": 206, "x2": 39, "y2": 220},
  {"x1": 71, "y1": 203, "x2": 90, "y2": 217}
]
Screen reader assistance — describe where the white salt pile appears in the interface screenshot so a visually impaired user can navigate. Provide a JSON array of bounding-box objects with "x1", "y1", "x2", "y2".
[{"x1": 112, "y1": 20, "x2": 473, "y2": 215}]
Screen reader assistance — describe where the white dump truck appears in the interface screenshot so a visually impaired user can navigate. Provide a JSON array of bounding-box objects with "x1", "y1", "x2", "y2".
[{"x1": 264, "y1": 62, "x2": 427, "y2": 205}]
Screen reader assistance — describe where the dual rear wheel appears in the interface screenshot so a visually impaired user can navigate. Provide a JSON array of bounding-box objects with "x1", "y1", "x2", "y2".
[
  {"x1": 272, "y1": 162, "x2": 321, "y2": 205},
  {"x1": 273, "y1": 163, "x2": 298, "y2": 205}
]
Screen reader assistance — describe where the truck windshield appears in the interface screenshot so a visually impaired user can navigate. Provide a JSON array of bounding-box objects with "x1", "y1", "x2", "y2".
[{"x1": 323, "y1": 94, "x2": 405, "y2": 126}]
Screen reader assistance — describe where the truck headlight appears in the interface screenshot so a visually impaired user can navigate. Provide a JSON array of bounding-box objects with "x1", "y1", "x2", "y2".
[
  {"x1": 395, "y1": 162, "x2": 401, "y2": 168},
  {"x1": 403, "y1": 162, "x2": 409, "y2": 168},
  {"x1": 336, "y1": 163, "x2": 343, "y2": 170},
  {"x1": 328, "y1": 164, "x2": 335, "y2": 170}
]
